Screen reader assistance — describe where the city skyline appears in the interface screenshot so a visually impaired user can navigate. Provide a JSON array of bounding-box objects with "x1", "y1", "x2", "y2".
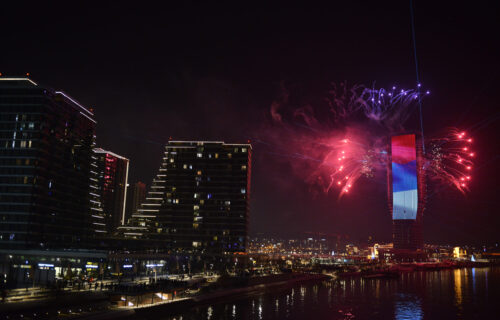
[
  {"x1": 0, "y1": 2, "x2": 498, "y2": 245},
  {"x1": 0, "y1": 2, "x2": 499, "y2": 319}
]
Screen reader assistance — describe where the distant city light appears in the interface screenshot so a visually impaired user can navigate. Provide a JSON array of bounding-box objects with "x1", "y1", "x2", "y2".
[
  {"x1": 146, "y1": 264, "x2": 164, "y2": 268},
  {"x1": 38, "y1": 263, "x2": 54, "y2": 268}
]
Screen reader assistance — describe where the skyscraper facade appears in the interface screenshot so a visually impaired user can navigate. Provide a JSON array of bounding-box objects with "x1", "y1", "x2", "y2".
[
  {"x1": 0, "y1": 78, "x2": 96, "y2": 250},
  {"x1": 90, "y1": 148, "x2": 129, "y2": 234},
  {"x1": 121, "y1": 141, "x2": 251, "y2": 255},
  {"x1": 388, "y1": 133, "x2": 425, "y2": 251}
]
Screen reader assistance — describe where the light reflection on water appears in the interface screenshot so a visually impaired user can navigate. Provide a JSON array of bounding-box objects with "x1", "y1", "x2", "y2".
[
  {"x1": 394, "y1": 293, "x2": 422, "y2": 320},
  {"x1": 160, "y1": 267, "x2": 498, "y2": 320},
  {"x1": 206, "y1": 306, "x2": 213, "y2": 320}
]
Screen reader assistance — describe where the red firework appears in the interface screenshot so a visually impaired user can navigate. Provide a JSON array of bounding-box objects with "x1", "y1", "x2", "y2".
[{"x1": 427, "y1": 128, "x2": 474, "y2": 192}]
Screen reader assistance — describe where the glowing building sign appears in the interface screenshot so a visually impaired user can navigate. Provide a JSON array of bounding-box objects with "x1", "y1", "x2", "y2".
[{"x1": 391, "y1": 134, "x2": 418, "y2": 220}]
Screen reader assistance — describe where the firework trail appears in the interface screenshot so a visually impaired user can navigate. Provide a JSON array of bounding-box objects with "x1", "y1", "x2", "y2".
[
  {"x1": 360, "y1": 86, "x2": 431, "y2": 129},
  {"x1": 261, "y1": 82, "x2": 470, "y2": 198}
]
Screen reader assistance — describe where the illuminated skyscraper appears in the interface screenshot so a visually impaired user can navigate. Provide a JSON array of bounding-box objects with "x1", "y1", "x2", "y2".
[
  {"x1": 388, "y1": 133, "x2": 425, "y2": 251},
  {"x1": 0, "y1": 78, "x2": 96, "y2": 250},
  {"x1": 120, "y1": 141, "x2": 251, "y2": 254},
  {"x1": 90, "y1": 148, "x2": 129, "y2": 234}
]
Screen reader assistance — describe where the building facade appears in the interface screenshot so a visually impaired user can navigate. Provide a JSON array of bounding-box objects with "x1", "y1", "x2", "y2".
[
  {"x1": 0, "y1": 78, "x2": 96, "y2": 250},
  {"x1": 388, "y1": 133, "x2": 425, "y2": 251},
  {"x1": 120, "y1": 141, "x2": 251, "y2": 255},
  {"x1": 89, "y1": 148, "x2": 129, "y2": 235}
]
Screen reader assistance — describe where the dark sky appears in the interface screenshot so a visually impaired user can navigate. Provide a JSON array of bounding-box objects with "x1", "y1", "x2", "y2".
[{"x1": 1, "y1": 1, "x2": 498, "y2": 245}]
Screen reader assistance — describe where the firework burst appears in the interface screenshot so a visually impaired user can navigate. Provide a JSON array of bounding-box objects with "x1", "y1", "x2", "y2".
[{"x1": 262, "y1": 82, "x2": 471, "y2": 199}]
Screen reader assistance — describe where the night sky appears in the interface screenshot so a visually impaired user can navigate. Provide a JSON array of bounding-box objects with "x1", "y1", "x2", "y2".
[{"x1": 1, "y1": 2, "x2": 498, "y2": 245}]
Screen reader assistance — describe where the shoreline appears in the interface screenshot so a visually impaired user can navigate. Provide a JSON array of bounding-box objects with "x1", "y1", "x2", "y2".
[
  {"x1": 129, "y1": 273, "x2": 330, "y2": 318},
  {"x1": 1, "y1": 265, "x2": 496, "y2": 319},
  {"x1": 337, "y1": 261, "x2": 495, "y2": 279}
]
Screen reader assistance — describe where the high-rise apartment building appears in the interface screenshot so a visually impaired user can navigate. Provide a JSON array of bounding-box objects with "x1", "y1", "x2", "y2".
[
  {"x1": 0, "y1": 78, "x2": 96, "y2": 250},
  {"x1": 120, "y1": 141, "x2": 251, "y2": 254},
  {"x1": 89, "y1": 148, "x2": 129, "y2": 234}
]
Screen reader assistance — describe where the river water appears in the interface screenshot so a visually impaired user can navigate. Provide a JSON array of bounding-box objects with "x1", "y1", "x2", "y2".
[{"x1": 160, "y1": 267, "x2": 499, "y2": 320}]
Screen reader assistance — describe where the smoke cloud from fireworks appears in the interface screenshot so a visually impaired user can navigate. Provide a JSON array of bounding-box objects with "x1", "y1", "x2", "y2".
[{"x1": 258, "y1": 82, "x2": 471, "y2": 199}]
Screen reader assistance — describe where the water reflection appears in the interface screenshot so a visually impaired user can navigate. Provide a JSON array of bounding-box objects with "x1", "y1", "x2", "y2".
[
  {"x1": 206, "y1": 306, "x2": 213, "y2": 319},
  {"x1": 394, "y1": 293, "x2": 423, "y2": 320},
  {"x1": 161, "y1": 267, "x2": 497, "y2": 320},
  {"x1": 258, "y1": 299, "x2": 262, "y2": 320},
  {"x1": 454, "y1": 268, "x2": 463, "y2": 315},
  {"x1": 472, "y1": 268, "x2": 476, "y2": 295}
]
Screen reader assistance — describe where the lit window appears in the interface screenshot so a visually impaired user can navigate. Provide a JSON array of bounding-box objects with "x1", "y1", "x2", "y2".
[
  {"x1": 228, "y1": 153, "x2": 232, "y2": 159},
  {"x1": 241, "y1": 188, "x2": 246, "y2": 194},
  {"x1": 234, "y1": 148, "x2": 238, "y2": 153},
  {"x1": 20, "y1": 141, "x2": 26, "y2": 148},
  {"x1": 242, "y1": 148, "x2": 247, "y2": 153},
  {"x1": 224, "y1": 201, "x2": 231, "y2": 206},
  {"x1": 197, "y1": 170, "x2": 202, "y2": 175},
  {"x1": 241, "y1": 165, "x2": 247, "y2": 170},
  {"x1": 192, "y1": 241, "x2": 201, "y2": 247},
  {"x1": 215, "y1": 153, "x2": 219, "y2": 159},
  {"x1": 183, "y1": 164, "x2": 187, "y2": 169},
  {"x1": 200, "y1": 200, "x2": 205, "y2": 205},
  {"x1": 170, "y1": 158, "x2": 174, "y2": 163},
  {"x1": 193, "y1": 205, "x2": 199, "y2": 210},
  {"x1": 28, "y1": 122, "x2": 34, "y2": 129},
  {"x1": 207, "y1": 193, "x2": 212, "y2": 199},
  {"x1": 194, "y1": 193, "x2": 199, "y2": 199},
  {"x1": 28, "y1": 141, "x2": 32, "y2": 148},
  {"x1": 197, "y1": 153, "x2": 203, "y2": 158}
]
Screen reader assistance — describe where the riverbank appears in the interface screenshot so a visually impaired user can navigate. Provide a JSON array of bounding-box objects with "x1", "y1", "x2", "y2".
[
  {"x1": 337, "y1": 260, "x2": 494, "y2": 279},
  {"x1": 129, "y1": 273, "x2": 329, "y2": 318},
  {"x1": 3, "y1": 262, "x2": 494, "y2": 319},
  {"x1": 0, "y1": 291, "x2": 110, "y2": 319},
  {"x1": 145, "y1": 266, "x2": 500, "y2": 320},
  {"x1": 0, "y1": 272, "x2": 330, "y2": 319}
]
